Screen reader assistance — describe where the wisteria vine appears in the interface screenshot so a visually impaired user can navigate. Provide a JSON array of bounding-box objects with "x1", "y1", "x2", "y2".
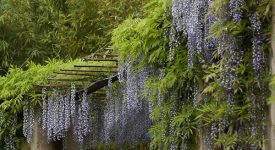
[
  {"x1": 161, "y1": 0, "x2": 271, "y2": 149},
  {"x1": 102, "y1": 60, "x2": 152, "y2": 147},
  {"x1": 23, "y1": 84, "x2": 90, "y2": 146},
  {"x1": 19, "y1": 0, "x2": 272, "y2": 149}
]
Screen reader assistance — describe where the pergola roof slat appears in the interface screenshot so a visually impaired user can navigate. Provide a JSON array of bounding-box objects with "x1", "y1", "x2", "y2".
[
  {"x1": 74, "y1": 65, "x2": 118, "y2": 68},
  {"x1": 47, "y1": 78, "x2": 92, "y2": 81},
  {"x1": 83, "y1": 58, "x2": 118, "y2": 62},
  {"x1": 92, "y1": 54, "x2": 118, "y2": 57},
  {"x1": 54, "y1": 71, "x2": 107, "y2": 76},
  {"x1": 60, "y1": 69, "x2": 117, "y2": 73}
]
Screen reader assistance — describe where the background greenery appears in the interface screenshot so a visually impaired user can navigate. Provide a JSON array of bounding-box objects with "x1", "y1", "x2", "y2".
[
  {"x1": 0, "y1": 0, "x2": 148, "y2": 75},
  {"x1": 0, "y1": 0, "x2": 274, "y2": 149},
  {"x1": 0, "y1": 0, "x2": 148, "y2": 148}
]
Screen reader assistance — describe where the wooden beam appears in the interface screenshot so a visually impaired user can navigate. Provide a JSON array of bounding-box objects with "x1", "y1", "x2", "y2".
[
  {"x1": 48, "y1": 78, "x2": 92, "y2": 81},
  {"x1": 94, "y1": 88, "x2": 106, "y2": 92},
  {"x1": 90, "y1": 99, "x2": 106, "y2": 104},
  {"x1": 35, "y1": 84, "x2": 74, "y2": 87},
  {"x1": 54, "y1": 71, "x2": 106, "y2": 76},
  {"x1": 76, "y1": 74, "x2": 118, "y2": 98},
  {"x1": 92, "y1": 91, "x2": 106, "y2": 94},
  {"x1": 92, "y1": 96, "x2": 106, "y2": 99},
  {"x1": 104, "y1": 48, "x2": 113, "y2": 50},
  {"x1": 92, "y1": 93, "x2": 106, "y2": 96},
  {"x1": 34, "y1": 84, "x2": 87, "y2": 90},
  {"x1": 74, "y1": 65, "x2": 118, "y2": 68},
  {"x1": 83, "y1": 58, "x2": 118, "y2": 62},
  {"x1": 92, "y1": 53, "x2": 118, "y2": 57},
  {"x1": 60, "y1": 69, "x2": 117, "y2": 73}
]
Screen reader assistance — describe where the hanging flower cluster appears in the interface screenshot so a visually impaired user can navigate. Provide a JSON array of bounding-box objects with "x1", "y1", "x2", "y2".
[
  {"x1": 219, "y1": 34, "x2": 243, "y2": 94},
  {"x1": 74, "y1": 89, "x2": 90, "y2": 144},
  {"x1": 172, "y1": 0, "x2": 214, "y2": 67},
  {"x1": 249, "y1": 12, "x2": 266, "y2": 79},
  {"x1": 23, "y1": 97, "x2": 34, "y2": 144},
  {"x1": 109, "y1": 0, "x2": 272, "y2": 148},
  {"x1": 157, "y1": 0, "x2": 271, "y2": 149},
  {"x1": 23, "y1": 84, "x2": 90, "y2": 145},
  {"x1": 4, "y1": 116, "x2": 17, "y2": 150},
  {"x1": 229, "y1": 0, "x2": 245, "y2": 23},
  {"x1": 102, "y1": 60, "x2": 152, "y2": 147},
  {"x1": 4, "y1": 133, "x2": 15, "y2": 150}
]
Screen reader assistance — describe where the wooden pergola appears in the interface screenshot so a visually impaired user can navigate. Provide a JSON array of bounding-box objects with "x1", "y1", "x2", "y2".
[
  {"x1": 39, "y1": 50, "x2": 119, "y2": 101},
  {"x1": 30, "y1": 51, "x2": 120, "y2": 150}
]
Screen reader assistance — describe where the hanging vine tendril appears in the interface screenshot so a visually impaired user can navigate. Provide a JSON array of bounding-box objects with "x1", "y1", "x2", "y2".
[{"x1": 23, "y1": 97, "x2": 34, "y2": 144}]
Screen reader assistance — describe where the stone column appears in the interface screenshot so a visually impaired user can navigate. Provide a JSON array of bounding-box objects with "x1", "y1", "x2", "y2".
[
  {"x1": 31, "y1": 116, "x2": 58, "y2": 150},
  {"x1": 65, "y1": 126, "x2": 77, "y2": 150},
  {"x1": 30, "y1": 114, "x2": 77, "y2": 150},
  {"x1": 30, "y1": 121, "x2": 76, "y2": 150}
]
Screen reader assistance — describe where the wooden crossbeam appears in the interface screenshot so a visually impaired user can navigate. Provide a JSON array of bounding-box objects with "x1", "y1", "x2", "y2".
[
  {"x1": 92, "y1": 92, "x2": 106, "y2": 96},
  {"x1": 60, "y1": 69, "x2": 117, "y2": 73},
  {"x1": 92, "y1": 53, "x2": 118, "y2": 57},
  {"x1": 83, "y1": 58, "x2": 118, "y2": 62},
  {"x1": 48, "y1": 78, "x2": 92, "y2": 81},
  {"x1": 34, "y1": 84, "x2": 86, "y2": 90},
  {"x1": 54, "y1": 72, "x2": 98, "y2": 77},
  {"x1": 90, "y1": 99, "x2": 106, "y2": 103},
  {"x1": 93, "y1": 91, "x2": 106, "y2": 94},
  {"x1": 35, "y1": 84, "x2": 72, "y2": 87},
  {"x1": 76, "y1": 74, "x2": 118, "y2": 98},
  {"x1": 74, "y1": 65, "x2": 118, "y2": 68},
  {"x1": 54, "y1": 72, "x2": 109, "y2": 77},
  {"x1": 92, "y1": 96, "x2": 106, "y2": 99}
]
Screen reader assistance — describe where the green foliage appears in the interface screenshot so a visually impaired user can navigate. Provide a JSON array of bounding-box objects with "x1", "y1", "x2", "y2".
[
  {"x1": 0, "y1": 59, "x2": 109, "y2": 109},
  {"x1": 197, "y1": 102, "x2": 229, "y2": 125},
  {"x1": 0, "y1": 59, "x2": 115, "y2": 148},
  {"x1": 0, "y1": 0, "x2": 273, "y2": 148},
  {"x1": 214, "y1": 133, "x2": 238, "y2": 150},
  {"x1": 172, "y1": 105, "x2": 199, "y2": 149},
  {"x1": 112, "y1": 0, "x2": 171, "y2": 65},
  {"x1": 112, "y1": 0, "x2": 274, "y2": 149},
  {"x1": 0, "y1": 0, "x2": 148, "y2": 73}
]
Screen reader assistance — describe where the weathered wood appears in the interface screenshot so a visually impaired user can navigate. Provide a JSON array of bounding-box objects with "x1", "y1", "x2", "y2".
[
  {"x1": 92, "y1": 53, "x2": 118, "y2": 57},
  {"x1": 54, "y1": 71, "x2": 106, "y2": 76},
  {"x1": 74, "y1": 65, "x2": 118, "y2": 68},
  {"x1": 48, "y1": 78, "x2": 92, "y2": 81},
  {"x1": 93, "y1": 92, "x2": 106, "y2": 95},
  {"x1": 92, "y1": 93, "x2": 106, "y2": 96},
  {"x1": 93, "y1": 89, "x2": 106, "y2": 92},
  {"x1": 35, "y1": 84, "x2": 75, "y2": 88},
  {"x1": 83, "y1": 58, "x2": 118, "y2": 62},
  {"x1": 60, "y1": 69, "x2": 117, "y2": 73},
  {"x1": 76, "y1": 74, "x2": 118, "y2": 99},
  {"x1": 92, "y1": 96, "x2": 106, "y2": 99},
  {"x1": 104, "y1": 48, "x2": 113, "y2": 50}
]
